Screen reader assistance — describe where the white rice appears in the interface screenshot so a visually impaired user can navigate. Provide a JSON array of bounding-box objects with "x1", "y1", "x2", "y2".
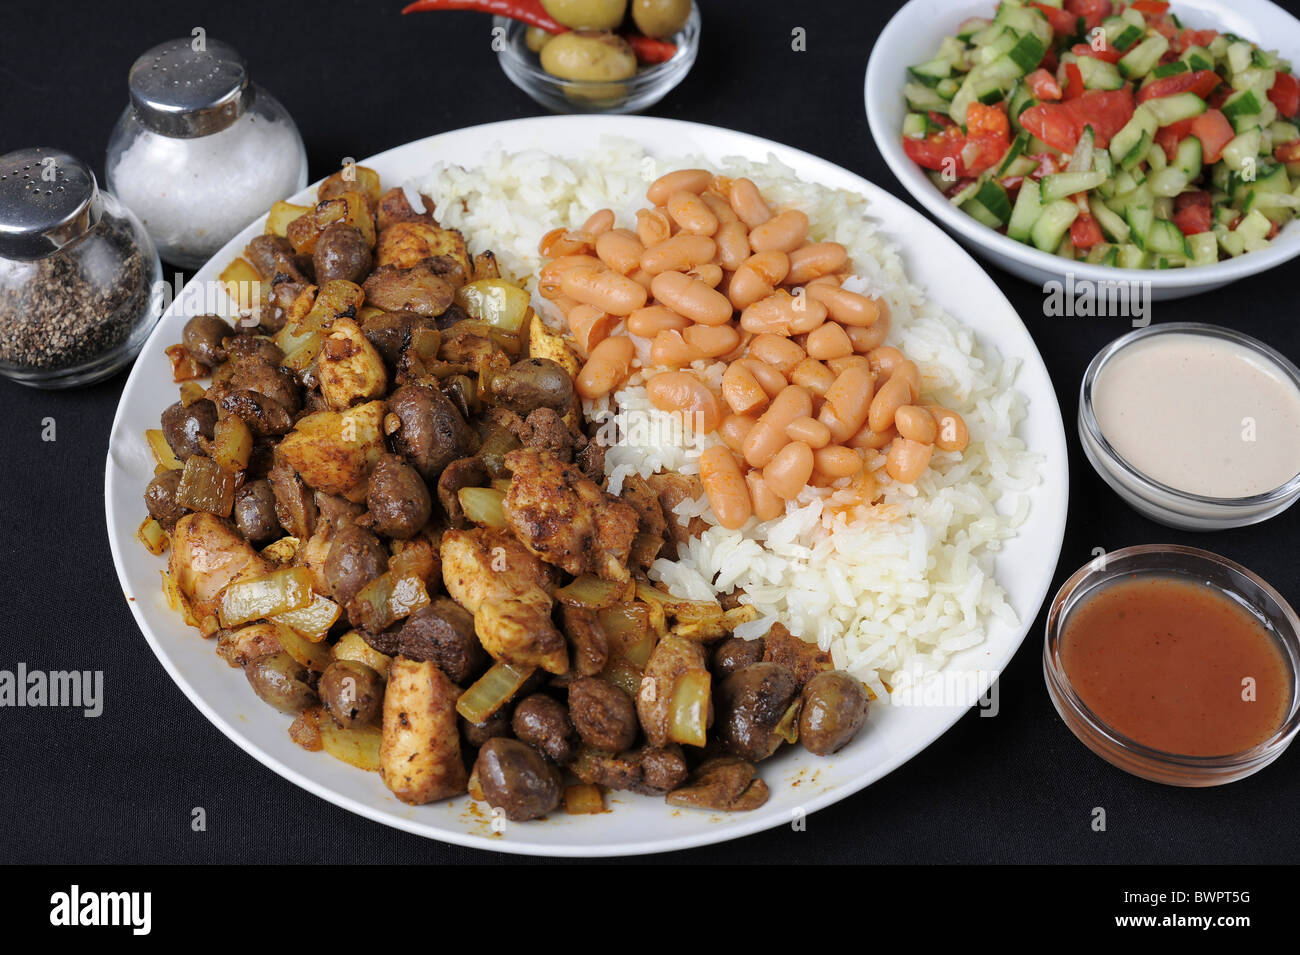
[{"x1": 417, "y1": 140, "x2": 1041, "y2": 703}]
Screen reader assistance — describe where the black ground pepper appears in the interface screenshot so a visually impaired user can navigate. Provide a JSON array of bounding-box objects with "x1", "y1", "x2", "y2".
[{"x1": 0, "y1": 212, "x2": 149, "y2": 370}]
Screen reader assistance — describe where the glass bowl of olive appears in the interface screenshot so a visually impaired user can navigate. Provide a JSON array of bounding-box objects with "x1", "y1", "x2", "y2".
[{"x1": 494, "y1": 0, "x2": 699, "y2": 114}]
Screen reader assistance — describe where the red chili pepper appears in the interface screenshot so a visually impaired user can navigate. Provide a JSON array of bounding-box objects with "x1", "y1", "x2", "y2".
[
  {"x1": 401, "y1": 0, "x2": 565, "y2": 34},
  {"x1": 627, "y1": 33, "x2": 678, "y2": 64}
]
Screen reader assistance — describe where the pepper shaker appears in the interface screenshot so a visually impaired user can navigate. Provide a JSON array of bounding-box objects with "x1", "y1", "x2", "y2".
[
  {"x1": 106, "y1": 37, "x2": 308, "y2": 269},
  {"x1": 0, "y1": 148, "x2": 163, "y2": 388}
]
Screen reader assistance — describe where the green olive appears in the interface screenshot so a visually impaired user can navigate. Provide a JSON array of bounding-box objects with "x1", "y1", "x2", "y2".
[
  {"x1": 541, "y1": 0, "x2": 627, "y2": 31},
  {"x1": 540, "y1": 31, "x2": 637, "y2": 83},
  {"x1": 632, "y1": 0, "x2": 690, "y2": 39},
  {"x1": 525, "y1": 26, "x2": 553, "y2": 54}
]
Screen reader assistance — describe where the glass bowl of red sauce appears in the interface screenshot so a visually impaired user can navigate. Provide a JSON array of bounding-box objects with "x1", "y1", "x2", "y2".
[{"x1": 1045, "y1": 544, "x2": 1300, "y2": 787}]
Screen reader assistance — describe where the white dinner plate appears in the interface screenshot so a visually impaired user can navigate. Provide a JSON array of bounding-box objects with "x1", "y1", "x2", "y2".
[{"x1": 105, "y1": 115, "x2": 1069, "y2": 857}]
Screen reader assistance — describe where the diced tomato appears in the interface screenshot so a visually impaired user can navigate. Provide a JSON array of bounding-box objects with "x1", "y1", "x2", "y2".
[
  {"x1": 963, "y1": 134, "x2": 1011, "y2": 176},
  {"x1": 1175, "y1": 28, "x2": 1219, "y2": 53},
  {"x1": 1021, "y1": 87, "x2": 1135, "y2": 152},
  {"x1": 1072, "y1": 42, "x2": 1122, "y2": 65},
  {"x1": 1065, "y1": 0, "x2": 1112, "y2": 32},
  {"x1": 1190, "y1": 109, "x2": 1236, "y2": 163},
  {"x1": 1031, "y1": 2, "x2": 1082, "y2": 37},
  {"x1": 1173, "y1": 191, "x2": 1212, "y2": 236},
  {"x1": 1064, "y1": 62, "x2": 1086, "y2": 100},
  {"x1": 902, "y1": 126, "x2": 967, "y2": 172},
  {"x1": 1275, "y1": 139, "x2": 1300, "y2": 163},
  {"x1": 1137, "y1": 69, "x2": 1221, "y2": 103},
  {"x1": 1154, "y1": 119, "x2": 1194, "y2": 160},
  {"x1": 1070, "y1": 214, "x2": 1105, "y2": 249},
  {"x1": 944, "y1": 177, "x2": 977, "y2": 199},
  {"x1": 1269, "y1": 72, "x2": 1300, "y2": 119},
  {"x1": 967, "y1": 102, "x2": 1009, "y2": 139},
  {"x1": 1001, "y1": 176, "x2": 1026, "y2": 194},
  {"x1": 927, "y1": 110, "x2": 955, "y2": 128},
  {"x1": 1041, "y1": 46, "x2": 1059, "y2": 73},
  {"x1": 1028, "y1": 153, "x2": 1061, "y2": 179},
  {"x1": 1131, "y1": 0, "x2": 1170, "y2": 17},
  {"x1": 1027, "y1": 68, "x2": 1064, "y2": 101},
  {"x1": 1152, "y1": 18, "x2": 1178, "y2": 41}
]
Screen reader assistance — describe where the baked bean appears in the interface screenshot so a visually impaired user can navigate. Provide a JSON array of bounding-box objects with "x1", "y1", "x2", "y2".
[
  {"x1": 727, "y1": 264, "x2": 773, "y2": 311},
  {"x1": 926, "y1": 405, "x2": 970, "y2": 452},
  {"x1": 806, "y1": 284, "x2": 880, "y2": 327},
  {"x1": 576, "y1": 335, "x2": 635, "y2": 400},
  {"x1": 596, "y1": 229, "x2": 646, "y2": 274},
  {"x1": 700, "y1": 445, "x2": 753, "y2": 530},
  {"x1": 722, "y1": 362, "x2": 769, "y2": 415},
  {"x1": 729, "y1": 178, "x2": 772, "y2": 228},
  {"x1": 701, "y1": 191, "x2": 739, "y2": 226},
  {"x1": 893, "y1": 360, "x2": 921, "y2": 401},
  {"x1": 683, "y1": 323, "x2": 741, "y2": 359},
  {"x1": 748, "y1": 210, "x2": 809, "y2": 254},
  {"x1": 867, "y1": 346, "x2": 905, "y2": 378},
  {"x1": 806, "y1": 274, "x2": 842, "y2": 289},
  {"x1": 650, "y1": 271, "x2": 733, "y2": 326},
  {"x1": 806, "y1": 322, "x2": 853, "y2": 361},
  {"x1": 641, "y1": 233, "x2": 717, "y2": 275},
  {"x1": 813, "y1": 444, "x2": 864, "y2": 478},
  {"x1": 581, "y1": 208, "x2": 615, "y2": 236},
  {"x1": 627, "y1": 304, "x2": 690, "y2": 338},
  {"x1": 647, "y1": 168, "x2": 712, "y2": 206},
  {"x1": 786, "y1": 242, "x2": 849, "y2": 285},
  {"x1": 827, "y1": 354, "x2": 871, "y2": 377},
  {"x1": 561, "y1": 265, "x2": 649, "y2": 316},
  {"x1": 714, "y1": 221, "x2": 751, "y2": 272},
  {"x1": 745, "y1": 470, "x2": 786, "y2": 521},
  {"x1": 651, "y1": 329, "x2": 706, "y2": 367},
  {"x1": 744, "y1": 384, "x2": 813, "y2": 468},
  {"x1": 845, "y1": 311, "x2": 890, "y2": 352},
  {"x1": 666, "y1": 190, "x2": 718, "y2": 236},
  {"x1": 749, "y1": 333, "x2": 806, "y2": 375},
  {"x1": 866, "y1": 371, "x2": 911, "y2": 434},
  {"x1": 628, "y1": 268, "x2": 655, "y2": 292},
  {"x1": 645, "y1": 370, "x2": 723, "y2": 433},
  {"x1": 786, "y1": 416, "x2": 831, "y2": 449},
  {"x1": 819, "y1": 364, "x2": 875, "y2": 443},
  {"x1": 736, "y1": 358, "x2": 787, "y2": 398},
  {"x1": 539, "y1": 227, "x2": 592, "y2": 257},
  {"x1": 790, "y1": 357, "x2": 836, "y2": 397},
  {"x1": 567, "y1": 304, "x2": 618, "y2": 355},
  {"x1": 745, "y1": 250, "x2": 790, "y2": 285},
  {"x1": 539, "y1": 254, "x2": 603, "y2": 300},
  {"x1": 847, "y1": 422, "x2": 896, "y2": 450},
  {"x1": 686, "y1": 264, "x2": 723, "y2": 288},
  {"x1": 763, "y1": 441, "x2": 815, "y2": 500},
  {"x1": 740, "y1": 291, "x2": 827, "y2": 336},
  {"x1": 895, "y1": 405, "x2": 937, "y2": 444},
  {"x1": 636, "y1": 207, "x2": 673, "y2": 246},
  {"x1": 886, "y1": 438, "x2": 933, "y2": 483},
  {"x1": 552, "y1": 293, "x2": 580, "y2": 316},
  {"x1": 720, "y1": 413, "x2": 758, "y2": 454}
]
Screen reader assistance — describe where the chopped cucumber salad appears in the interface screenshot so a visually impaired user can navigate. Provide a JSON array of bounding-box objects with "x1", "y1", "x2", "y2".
[{"x1": 901, "y1": 0, "x2": 1300, "y2": 268}]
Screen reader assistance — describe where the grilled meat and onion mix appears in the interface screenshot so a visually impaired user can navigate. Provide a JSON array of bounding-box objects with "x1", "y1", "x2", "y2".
[{"x1": 138, "y1": 166, "x2": 869, "y2": 821}]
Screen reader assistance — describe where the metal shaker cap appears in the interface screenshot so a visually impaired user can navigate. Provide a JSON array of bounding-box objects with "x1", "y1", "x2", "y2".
[
  {"x1": 128, "y1": 37, "x2": 254, "y2": 138},
  {"x1": 0, "y1": 148, "x2": 102, "y2": 259}
]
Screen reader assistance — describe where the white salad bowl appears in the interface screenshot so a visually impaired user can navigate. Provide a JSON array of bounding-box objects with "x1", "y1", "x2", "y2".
[{"x1": 866, "y1": 0, "x2": 1300, "y2": 300}]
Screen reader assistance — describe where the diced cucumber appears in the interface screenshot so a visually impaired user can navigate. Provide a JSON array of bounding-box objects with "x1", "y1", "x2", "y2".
[
  {"x1": 1118, "y1": 244, "x2": 1148, "y2": 268},
  {"x1": 1077, "y1": 57, "x2": 1125, "y2": 91},
  {"x1": 1222, "y1": 88, "x2": 1267, "y2": 121},
  {"x1": 1172, "y1": 136, "x2": 1203, "y2": 179},
  {"x1": 935, "y1": 77, "x2": 961, "y2": 101},
  {"x1": 1067, "y1": 125, "x2": 1096, "y2": 173},
  {"x1": 905, "y1": 82, "x2": 950, "y2": 113},
  {"x1": 1006, "y1": 178, "x2": 1043, "y2": 242},
  {"x1": 1234, "y1": 68, "x2": 1276, "y2": 93},
  {"x1": 909, "y1": 57, "x2": 953, "y2": 86},
  {"x1": 1227, "y1": 40, "x2": 1254, "y2": 76},
  {"x1": 948, "y1": 180, "x2": 981, "y2": 206},
  {"x1": 1005, "y1": 32, "x2": 1047, "y2": 73},
  {"x1": 1147, "y1": 141, "x2": 1168, "y2": 171},
  {"x1": 1030, "y1": 199, "x2": 1081, "y2": 251},
  {"x1": 1003, "y1": 154, "x2": 1039, "y2": 178},
  {"x1": 979, "y1": 31, "x2": 1019, "y2": 64},
  {"x1": 1041, "y1": 169, "x2": 1108, "y2": 202},
  {"x1": 903, "y1": 113, "x2": 929, "y2": 139},
  {"x1": 1236, "y1": 208, "x2": 1273, "y2": 243},
  {"x1": 962, "y1": 181, "x2": 1014, "y2": 227},
  {"x1": 1188, "y1": 231, "x2": 1219, "y2": 265},
  {"x1": 1110, "y1": 104, "x2": 1158, "y2": 169},
  {"x1": 1222, "y1": 128, "x2": 1263, "y2": 172},
  {"x1": 1146, "y1": 219, "x2": 1191, "y2": 257},
  {"x1": 997, "y1": 130, "x2": 1032, "y2": 175},
  {"x1": 1145, "y1": 92, "x2": 1208, "y2": 127},
  {"x1": 1007, "y1": 80, "x2": 1038, "y2": 124},
  {"x1": 1119, "y1": 35, "x2": 1170, "y2": 79},
  {"x1": 1182, "y1": 46, "x2": 1215, "y2": 71},
  {"x1": 1103, "y1": 14, "x2": 1144, "y2": 51},
  {"x1": 957, "y1": 17, "x2": 992, "y2": 41},
  {"x1": 1270, "y1": 121, "x2": 1300, "y2": 143},
  {"x1": 1126, "y1": 203, "x2": 1154, "y2": 248},
  {"x1": 1218, "y1": 226, "x2": 1248, "y2": 256},
  {"x1": 1090, "y1": 194, "x2": 1131, "y2": 243},
  {"x1": 1151, "y1": 61, "x2": 1190, "y2": 80}
]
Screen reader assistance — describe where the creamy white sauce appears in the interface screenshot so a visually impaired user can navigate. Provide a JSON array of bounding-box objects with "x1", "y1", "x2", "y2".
[{"x1": 1093, "y1": 332, "x2": 1300, "y2": 499}]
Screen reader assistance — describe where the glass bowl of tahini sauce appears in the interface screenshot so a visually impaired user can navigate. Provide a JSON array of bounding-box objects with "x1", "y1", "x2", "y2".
[
  {"x1": 1045, "y1": 545, "x2": 1300, "y2": 786},
  {"x1": 1080, "y1": 323, "x2": 1300, "y2": 530}
]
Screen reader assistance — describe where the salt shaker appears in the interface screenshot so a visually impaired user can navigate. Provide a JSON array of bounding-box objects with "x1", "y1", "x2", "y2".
[
  {"x1": 106, "y1": 37, "x2": 308, "y2": 269},
  {"x1": 0, "y1": 148, "x2": 164, "y2": 388}
]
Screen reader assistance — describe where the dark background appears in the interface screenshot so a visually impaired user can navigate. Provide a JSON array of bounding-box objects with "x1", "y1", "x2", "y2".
[{"x1": 1, "y1": 0, "x2": 1297, "y2": 865}]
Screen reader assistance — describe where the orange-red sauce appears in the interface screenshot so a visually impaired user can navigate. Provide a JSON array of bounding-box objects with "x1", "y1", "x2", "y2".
[{"x1": 1061, "y1": 577, "x2": 1292, "y2": 757}]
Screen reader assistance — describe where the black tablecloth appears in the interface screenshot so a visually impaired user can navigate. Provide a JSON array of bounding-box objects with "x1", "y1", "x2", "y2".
[{"x1": 3, "y1": 0, "x2": 1297, "y2": 864}]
